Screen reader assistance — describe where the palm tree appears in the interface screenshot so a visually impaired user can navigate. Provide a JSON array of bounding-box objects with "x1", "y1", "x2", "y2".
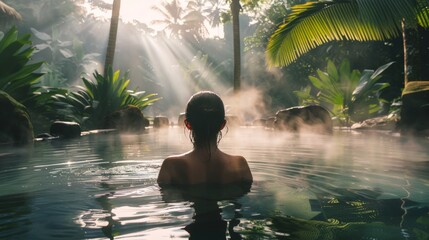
[
  {"x1": 205, "y1": 0, "x2": 225, "y2": 28},
  {"x1": 152, "y1": 0, "x2": 208, "y2": 41},
  {"x1": 265, "y1": 0, "x2": 429, "y2": 132},
  {"x1": 152, "y1": 0, "x2": 186, "y2": 38},
  {"x1": 104, "y1": 0, "x2": 121, "y2": 76},
  {"x1": 266, "y1": 0, "x2": 429, "y2": 69},
  {"x1": 184, "y1": 0, "x2": 211, "y2": 40},
  {"x1": 231, "y1": 0, "x2": 241, "y2": 93},
  {"x1": 228, "y1": 0, "x2": 266, "y2": 93}
]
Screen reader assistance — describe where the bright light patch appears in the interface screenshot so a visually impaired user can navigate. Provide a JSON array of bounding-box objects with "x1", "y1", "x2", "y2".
[
  {"x1": 79, "y1": 0, "x2": 222, "y2": 37},
  {"x1": 80, "y1": 0, "x2": 163, "y2": 26}
]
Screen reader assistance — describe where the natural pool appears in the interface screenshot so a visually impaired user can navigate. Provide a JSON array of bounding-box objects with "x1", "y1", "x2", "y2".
[{"x1": 1, "y1": 127, "x2": 429, "y2": 239}]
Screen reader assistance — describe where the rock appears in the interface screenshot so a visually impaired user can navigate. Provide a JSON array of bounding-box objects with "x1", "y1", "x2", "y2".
[
  {"x1": 275, "y1": 105, "x2": 333, "y2": 134},
  {"x1": 351, "y1": 114, "x2": 399, "y2": 131},
  {"x1": 399, "y1": 83, "x2": 429, "y2": 135},
  {"x1": 36, "y1": 133, "x2": 53, "y2": 138},
  {"x1": 0, "y1": 91, "x2": 34, "y2": 145},
  {"x1": 178, "y1": 112, "x2": 186, "y2": 126},
  {"x1": 50, "y1": 121, "x2": 81, "y2": 138},
  {"x1": 35, "y1": 133, "x2": 58, "y2": 141},
  {"x1": 104, "y1": 105, "x2": 149, "y2": 132},
  {"x1": 154, "y1": 116, "x2": 170, "y2": 128}
]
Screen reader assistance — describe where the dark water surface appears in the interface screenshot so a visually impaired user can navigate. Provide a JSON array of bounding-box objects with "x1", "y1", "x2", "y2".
[{"x1": 1, "y1": 127, "x2": 429, "y2": 239}]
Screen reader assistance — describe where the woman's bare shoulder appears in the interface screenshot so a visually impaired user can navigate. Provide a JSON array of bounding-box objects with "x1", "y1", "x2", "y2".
[
  {"x1": 221, "y1": 153, "x2": 253, "y2": 182},
  {"x1": 158, "y1": 153, "x2": 190, "y2": 185},
  {"x1": 163, "y1": 151, "x2": 191, "y2": 162},
  {"x1": 220, "y1": 152, "x2": 247, "y2": 162}
]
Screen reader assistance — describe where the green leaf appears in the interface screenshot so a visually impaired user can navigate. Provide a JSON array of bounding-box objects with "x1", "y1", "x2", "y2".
[
  {"x1": 53, "y1": 67, "x2": 161, "y2": 129},
  {"x1": 402, "y1": 81, "x2": 429, "y2": 95},
  {"x1": 266, "y1": 0, "x2": 429, "y2": 66},
  {"x1": 0, "y1": 27, "x2": 18, "y2": 52},
  {"x1": 327, "y1": 60, "x2": 339, "y2": 81}
]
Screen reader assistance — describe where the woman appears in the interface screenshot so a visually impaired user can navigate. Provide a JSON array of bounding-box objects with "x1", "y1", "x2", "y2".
[{"x1": 157, "y1": 91, "x2": 253, "y2": 185}]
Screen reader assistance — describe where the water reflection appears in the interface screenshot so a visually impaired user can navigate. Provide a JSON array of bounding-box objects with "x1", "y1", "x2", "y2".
[
  {"x1": 0, "y1": 193, "x2": 32, "y2": 239},
  {"x1": 1, "y1": 128, "x2": 429, "y2": 239},
  {"x1": 160, "y1": 183, "x2": 251, "y2": 240}
]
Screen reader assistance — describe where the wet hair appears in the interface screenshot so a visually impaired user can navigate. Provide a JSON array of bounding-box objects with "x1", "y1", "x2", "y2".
[{"x1": 185, "y1": 91, "x2": 225, "y2": 147}]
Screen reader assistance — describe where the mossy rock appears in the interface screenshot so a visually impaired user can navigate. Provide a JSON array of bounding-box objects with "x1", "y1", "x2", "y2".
[
  {"x1": 400, "y1": 81, "x2": 429, "y2": 135},
  {"x1": 104, "y1": 105, "x2": 149, "y2": 132},
  {"x1": 275, "y1": 105, "x2": 333, "y2": 134},
  {"x1": 153, "y1": 116, "x2": 169, "y2": 128},
  {"x1": 50, "y1": 121, "x2": 81, "y2": 138},
  {"x1": 0, "y1": 91, "x2": 34, "y2": 145}
]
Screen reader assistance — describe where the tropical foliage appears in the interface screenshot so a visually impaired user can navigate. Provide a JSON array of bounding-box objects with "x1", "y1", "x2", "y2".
[
  {"x1": 151, "y1": 0, "x2": 213, "y2": 41},
  {"x1": 266, "y1": 0, "x2": 429, "y2": 67},
  {"x1": 0, "y1": 27, "x2": 44, "y2": 106},
  {"x1": 295, "y1": 59, "x2": 393, "y2": 125},
  {"x1": 31, "y1": 27, "x2": 100, "y2": 85},
  {"x1": 53, "y1": 68, "x2": 161, "y2": 129}
]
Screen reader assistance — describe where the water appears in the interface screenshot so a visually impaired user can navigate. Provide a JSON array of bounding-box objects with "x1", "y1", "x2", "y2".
[{"x1": 1, "y1": 127, "x2": 429, "y2": 239}]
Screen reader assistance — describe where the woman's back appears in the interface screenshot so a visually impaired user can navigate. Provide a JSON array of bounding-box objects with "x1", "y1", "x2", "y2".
[
  {"x1": 158, "y1": 150, "x2": 252, "y2": 185},
  {"x1": 157, "y1": 91, "x2": 253, "y2": 186}
]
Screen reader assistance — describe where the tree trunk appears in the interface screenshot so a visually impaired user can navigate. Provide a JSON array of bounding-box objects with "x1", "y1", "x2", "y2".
[
  {"x1": 104, "y1": 0, "x2": 121, "y2": 76},
  {"x1": 402, "y1": 20, "x2": 429, "y2": 84},
  {"x1": 400, "y1": 19, "x2": 429, "y2": 135},
  {"x1": 231, "y1": 0, "x2": 241, "y2": 93}
]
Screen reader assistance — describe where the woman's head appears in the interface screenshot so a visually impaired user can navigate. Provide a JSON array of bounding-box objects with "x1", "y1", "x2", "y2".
[{"x1": 185, "y1": 91, "x2": 226, "y2": 147}]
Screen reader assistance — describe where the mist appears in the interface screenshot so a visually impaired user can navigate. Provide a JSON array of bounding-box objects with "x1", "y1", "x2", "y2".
[{"x1": 2, "y1": 0, "x2": 408, "y2": 133}]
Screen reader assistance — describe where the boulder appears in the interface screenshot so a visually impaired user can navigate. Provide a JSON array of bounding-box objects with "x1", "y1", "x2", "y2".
[
  {"x1": 275, "y1": 105, "x2": 333, "y2": 134},
  {"x1": 399, "y1": 82, "x2": 429, "y2": 135},
  {"x1": 50, "y1": 121, "x2": 81, "y2": 138},
  {"x1": 0, "y1": 91, "x2": 34, "y2": 145},
  {"x1": 104, "y1": 105, "x2": 149, "y2": 132},
  {"x1": 178, "y1": 112, "x2": 186, "y2": 126},
  {"x1": 154, "y1": 116, "x2": 170, "y2": 128},
  {"x1": 351, "y1": 114, "x2": 399, "y2": 131}
]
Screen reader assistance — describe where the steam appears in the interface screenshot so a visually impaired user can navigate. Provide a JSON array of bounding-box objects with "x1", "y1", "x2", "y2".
[{"x1": 222, "y1": 88, "x2": 268, "y2": 125}]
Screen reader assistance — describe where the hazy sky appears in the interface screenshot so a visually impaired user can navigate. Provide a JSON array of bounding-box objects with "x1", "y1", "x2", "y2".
[
  {"x1": 82, "y1": 0, "x2": 223, "y2": 37},
  {"x1": 118, "y1": 0, "x2": 162, "y2": 23},
  {"x1": 82, "y1": 0, "x2": 162, "y2": 24}
]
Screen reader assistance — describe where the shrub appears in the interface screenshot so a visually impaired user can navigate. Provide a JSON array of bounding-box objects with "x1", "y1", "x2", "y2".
[{"x1": 53, "y1": 68, "x2": 161, "y2": 130}]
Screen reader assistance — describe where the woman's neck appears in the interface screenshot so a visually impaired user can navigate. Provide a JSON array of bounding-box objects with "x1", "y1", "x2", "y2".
[{"x1": 194, "y1": 141, "x2": 218, "y2": 150}]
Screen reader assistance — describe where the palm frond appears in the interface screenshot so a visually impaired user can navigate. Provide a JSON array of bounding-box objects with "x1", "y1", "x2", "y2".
[
  {"x1": 0, "y1": 1, "x2": 22, "y2": 21},
  {"x1": 416, "y1": 0, "x2": 429, "y2": 27},
  {"x1": 266, "y1": 0, "x2": 429, "y2": 67}
]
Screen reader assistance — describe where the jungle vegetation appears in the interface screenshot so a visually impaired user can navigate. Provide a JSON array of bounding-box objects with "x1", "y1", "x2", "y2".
[{"x1": 1, "y1": 0, "x2": 423, "y2": 133}]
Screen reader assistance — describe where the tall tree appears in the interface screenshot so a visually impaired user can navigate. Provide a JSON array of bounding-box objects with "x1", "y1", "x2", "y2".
[
  {"x1": 265, "y1": 0, "x2": 429, "y2": 132},
  {"x1": 184, "y1": 0, "x2": 210, "y2": 40},
  {"x1": 266, "y1": 0, "x2": 429, "y2": 69},
  {"x1": 152, "y1": 0, "x2": 186, "y2": 38},
  {"x1": 152, "y1": 0, "x2": 208, "y2": 41},
  {"x1": 231, "y1": 0, "x2": 241, "y2": 92},
  {"x1": 205, "y1": 0, "x2": 226, "y2": 28},
  {"x1": 104, "y1": 0, "x2": 121, "y2": 76},
  {"x1": 227, "y1": 0, "x2": 266, "y2": 93}
]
